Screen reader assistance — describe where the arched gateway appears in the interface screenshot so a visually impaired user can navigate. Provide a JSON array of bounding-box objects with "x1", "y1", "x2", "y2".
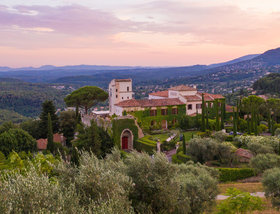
[{"x1": 121, "y1": 129, "x2": 134, "y2": 150}]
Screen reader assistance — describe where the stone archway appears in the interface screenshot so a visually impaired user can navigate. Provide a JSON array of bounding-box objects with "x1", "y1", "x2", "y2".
[{"x1": 120, "y1": 129, "x2": 134, "y2": 150}]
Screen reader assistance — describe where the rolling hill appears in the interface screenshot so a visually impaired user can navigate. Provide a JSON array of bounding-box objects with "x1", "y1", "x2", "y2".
[{"x1": 0, "y1": 78, "x2": 70, "y2": 118}]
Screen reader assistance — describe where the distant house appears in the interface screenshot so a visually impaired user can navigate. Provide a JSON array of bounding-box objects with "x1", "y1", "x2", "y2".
[
  {"x1": 235, "y1": 148, "x2": 253, "y2": 163},
  {"x1": 36, "y1": 133, "x2": 66, "y2": 151}
]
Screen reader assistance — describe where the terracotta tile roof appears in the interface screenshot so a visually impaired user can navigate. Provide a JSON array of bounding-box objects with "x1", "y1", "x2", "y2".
[
  {"x1": 115, "y1": 79, "x2": 131, "y2": 82},
  {"x1": 226, "y1": 105, "x2": 235, "y2": 112},
  {"x1": 198, "y1": 93, "x2": 224, "y2": 101},
  {"x1": 169, "y1": 85, "x2": 197, "y2": 91},
  {"x1": 37, "y1": 139, "x2": 47, "y2": 150},
  {"x1": 36, "y1": 133, "x2": 66, "y2": 150},
  {"x1": 116, "y1": 98, "x2": 185, "y2": 107},
  {"x1": 149, "y1": 90, "x2": 169, "y2": 97},
  {"x1": 184, "y1": 95, "x2": 202, "y2": 102},
  {"x1": 53, "y1": 133, "x2": 66, "y2": 143},
  {"x1": 235, "y1": 148, "x2": 253, "y2": 159}
]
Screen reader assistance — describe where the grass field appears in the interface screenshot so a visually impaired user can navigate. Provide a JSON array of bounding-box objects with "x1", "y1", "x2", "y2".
[{"x1": 218, "y1": 182, "x2": 263, "y2": 194}]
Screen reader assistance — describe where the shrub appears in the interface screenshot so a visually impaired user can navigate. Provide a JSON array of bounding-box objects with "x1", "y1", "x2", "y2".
[
  {"x1": 262, "y1": 168, "x2": 280, "y2": 208},
  {"x1": 250, "y1": 154, "x2": 280, "y2": 173},
  {"x1": 213, "y1": 131, "x2": 228, "y2": 142},
  {"x1": 258, "y1": 124, "x2": 268, "y2": 134},
  {"x1": 275, "y1": 128, "x2": 280, "y2": 137},
  {"x1": 187, "y1": 138, "x2": 218, "y2": 163},
  {"x1": 247, "y1": 142, "x2": 274, "y2": 155},
  {"x1": 218, "y1": 168, "x2": 255, "y2": 182},
  {"x1": 234, "y1": 136, "x2": 280, "y2": 153},
  {"x1": 217, "y1": 188, "x2": 264, "y2": 214},
  {"x1": 225, "y1": 135, "x2": 234, "y2": 142}
]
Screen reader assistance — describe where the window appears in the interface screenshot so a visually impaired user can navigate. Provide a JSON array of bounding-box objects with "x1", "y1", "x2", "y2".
[
  {"x1": 127, "y1": 86, "x2": 129, "y2": 91},
  {"x1": 122, "y1": 97, "x2": 124, "y2": 100},
  {"x1": 116, "y1": 95, "x2": 118, "y2": 98},
  {"x1": 196, "y1": 104, "x2": 202, "y2": 109},
  {"x1": 172, "y1": 108, "x2": 178, "y2": 115},
  {"x1": 188, "y1": 104, "x2": 192, "y2": 110},
  {"x1": 127, "y1": 97, "x2": 129, "y2": 99},
  {"x1": 150, "y1": 110, "x2": 157, "y2": 116},
  {"x1": 151, "y1": 121, "x2": 156, "y2": 126},
  {"x1": 116, "y1": 89, "x2": 118, "y2": 92},
  {"x1": 161, "y1": 109, "x2": 168, "y2": 115}
]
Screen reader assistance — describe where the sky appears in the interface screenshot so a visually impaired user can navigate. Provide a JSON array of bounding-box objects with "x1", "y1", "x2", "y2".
[{"x1": 1, "y1": 0, "x2": 280, "y2": 67}]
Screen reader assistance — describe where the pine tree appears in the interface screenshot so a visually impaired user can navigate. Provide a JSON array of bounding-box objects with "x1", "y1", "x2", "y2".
[
  {"x1": 47, "y1": 113, "x2": 54, "y2": 153},
  {"x1": 201, "y1": 94, "x2": 206, "y2": 132},
  {"x1": 182, "y1": 134, "x2": 186, "y2": 155}
]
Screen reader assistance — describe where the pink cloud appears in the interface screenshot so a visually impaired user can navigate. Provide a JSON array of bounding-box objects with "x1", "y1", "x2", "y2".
[{"x1": 0, "y1": 4, "x2": 138, "y2": 35}]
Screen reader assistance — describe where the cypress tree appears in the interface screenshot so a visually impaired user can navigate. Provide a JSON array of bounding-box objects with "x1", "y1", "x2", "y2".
[
  {"x1": 47, "y1": 113, "x2": 54, "y2": 153},
  {"x1": 233, "y1": 107, "x2": 237, "y2": 136},
  {"x1": 206, "y1": 103, "x2": 209, "y2": 130},
  {"x1": 201, "y1": 94, "x2": 206, "y2": 132},
  {"x1": 268, "y1": 110, "x2": 272, "y2": 133},
  {"x1": 39, "y1": 100, "x2": 59, "y2": 138},
  {"x1": 182, "y1": 134, "x2": 187, "y2": 155},
  {"x1": 215, "y1": 100, "x2": 220, "y2": 131},
  {"x1": 221, "y1": 99, "x2": 225, "y2": 130}
]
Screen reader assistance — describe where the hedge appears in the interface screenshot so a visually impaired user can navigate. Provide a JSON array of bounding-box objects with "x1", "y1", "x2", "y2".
[
  {"x1": 218, "y1": 168, "x2": 255, "y2": 182},
  {"x1": 135, "y1": 140, "x2": 156, "y2": 155},
  {"x1": 172, "y1": 151, "x2": 191, "y2": 164}
]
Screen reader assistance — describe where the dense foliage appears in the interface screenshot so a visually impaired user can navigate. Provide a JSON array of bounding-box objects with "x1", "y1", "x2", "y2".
[
  {"x1": 0, "y1": 150, "x2": 219, "y2": 214},
  {"x1": 253, "y1": 73, "x2": 280, "y2": 95},
  {"x1": 217, "y1": 188, "x2": 264, "y2": 214},
  {"x1": 0, "y1": 78, "x2": 69, "y2": 118},
  {"x1": 0, "y1": 128, "x2": 37, "y2": 156}
]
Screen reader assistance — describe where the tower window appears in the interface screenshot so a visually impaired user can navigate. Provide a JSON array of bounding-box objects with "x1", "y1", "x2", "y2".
[
  {"x1": 116, "y1": 95, "x2": 118, "y2": 98},
  {"x1": 127, "y1": 87, "x2": 129, "y2": 91},
  {"x1": 116, "y1": 89, "x2": 118, "y2": 92}
]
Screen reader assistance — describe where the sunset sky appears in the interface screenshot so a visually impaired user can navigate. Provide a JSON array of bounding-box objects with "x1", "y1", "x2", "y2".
[{"x1": 1, "y1": 0, "x2": 280, "y2": 67}]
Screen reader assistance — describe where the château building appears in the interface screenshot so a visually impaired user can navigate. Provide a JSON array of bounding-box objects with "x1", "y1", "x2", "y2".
[{"x1": 109, "y1": 79, "x2": 224, "y2": 131}]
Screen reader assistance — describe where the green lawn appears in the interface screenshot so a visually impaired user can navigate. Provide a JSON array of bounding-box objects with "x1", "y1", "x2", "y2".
[
  {"x1": 139, "y1": 133, "x2": 170, "y2": 145},
  {"x1": 182, "y1": 131, "x2": 198, "y2": 141}
]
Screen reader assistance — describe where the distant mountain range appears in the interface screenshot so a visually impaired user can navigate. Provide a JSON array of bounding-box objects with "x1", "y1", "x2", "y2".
[
  {"x1": 0, "y1": 47, "x2": 279, "y2": 94},
  {"x1": 0, "y1": 52, "x2": 261, "y2": 85}
]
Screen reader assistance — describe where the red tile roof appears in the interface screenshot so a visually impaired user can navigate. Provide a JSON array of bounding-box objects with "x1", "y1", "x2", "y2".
[
  {"x1": 198, "y1": 93, "x2": 224, "y2": 101},
  {"x1": 184, "y1": 95, "x2": 202, "y2": 102},
  {"x1": 149, "y1": 90, "x2": 169, "y2": 98},
  {"x1": 53, "y1": 133, "x2": 66, "y2": 143},
  {"x1": 36, "y1": 133, "x2": 66, "y2": 150},
  {"x1": 37, "y1": 139, "x2": 47, "y2": 150},
  {"x1": 116, "y1": 98, "x2": 185, "y2": 107},
  {"x1": 115, "y1": 79, "x2": 131, "y2": 82},
  {"x1": 169, "y1": 85, "x2": 197, "y2": 91}
]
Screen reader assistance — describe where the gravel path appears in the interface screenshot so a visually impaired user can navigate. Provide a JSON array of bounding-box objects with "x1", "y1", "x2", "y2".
[{"x1": 216, "y1": 192, "x2": 265, "y2": 200}]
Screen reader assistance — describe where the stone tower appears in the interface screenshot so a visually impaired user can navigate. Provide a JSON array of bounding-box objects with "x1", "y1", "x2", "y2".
[{"x1": 109, "y1": 79, "x2": 133, "y2": 115}]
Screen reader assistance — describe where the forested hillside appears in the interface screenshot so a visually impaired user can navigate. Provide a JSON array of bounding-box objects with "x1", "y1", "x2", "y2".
[
  {"x1": 253, "y1": 73, "x2": 280, "y2": 95},
  {"x1": 0, "y1": 78, "x2": 70, "y2": 118},
  {"x1": 0, "y1": 109, "x2": 29, "y2": 124}
]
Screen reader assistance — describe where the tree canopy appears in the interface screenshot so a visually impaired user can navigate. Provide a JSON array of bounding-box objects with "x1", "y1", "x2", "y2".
[{"x1": 64, "y1": 86, "x2": 108, "y2": 114}]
